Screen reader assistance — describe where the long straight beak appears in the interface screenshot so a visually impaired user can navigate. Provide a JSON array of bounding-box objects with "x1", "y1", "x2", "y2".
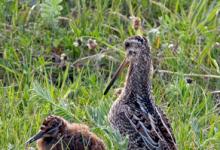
[
  {"x1": 25, "y1": 131, "x2": 45, "y2": 146},
  {"x1": 104, "y1": 58, "x2": 128, "y2": 95}
]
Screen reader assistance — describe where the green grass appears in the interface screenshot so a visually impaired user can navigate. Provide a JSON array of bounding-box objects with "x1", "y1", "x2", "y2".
[{"x1": 0, "y1": 0, "x2": 220, "y2": 149}]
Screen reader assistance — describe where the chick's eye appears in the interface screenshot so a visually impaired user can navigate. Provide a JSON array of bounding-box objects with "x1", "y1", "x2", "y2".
[{"x1": 52, "y1": 122, "x2": 58, "y2": 127}]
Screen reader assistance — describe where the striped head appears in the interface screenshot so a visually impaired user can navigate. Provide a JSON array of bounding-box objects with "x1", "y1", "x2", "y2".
[
  {"x1": 104, "y1": 36, "x2": 150, "y2": 95},
  {"x1": 25, "y1": 115, "x2": 65, "y2": 146},
  {"x1": 124, "y1": 36, "x2": 150, "y2": 63}
]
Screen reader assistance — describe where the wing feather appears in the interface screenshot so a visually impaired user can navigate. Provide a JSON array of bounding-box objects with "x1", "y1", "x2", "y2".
[
  {"x1": 135, "y1": 94, "x2": 177, "y2": 149},
  {"x1": 124, "y1": 109, "x2": 161, "y2": 149}
]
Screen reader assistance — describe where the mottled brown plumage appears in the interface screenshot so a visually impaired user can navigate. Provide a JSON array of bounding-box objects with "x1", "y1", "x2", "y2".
[
  {"x1": 105, "y1": 36, "x2": 177, "y2": 150},
  {"x1": 25, "y1": 115, "x2": 105, "y2": 150}
]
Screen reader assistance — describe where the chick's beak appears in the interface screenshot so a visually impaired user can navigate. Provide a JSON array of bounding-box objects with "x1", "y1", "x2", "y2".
[
  {"x1": 25, "y1": 131, "x2": 45, "y2": 146},
  {"x1": 104, "y1": 58, "x2": 128, "y2": 95}
]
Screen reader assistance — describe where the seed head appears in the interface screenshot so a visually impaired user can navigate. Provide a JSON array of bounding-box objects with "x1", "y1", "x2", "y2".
[{"x1": 87, "y1": 39, "x2": 97, "y2": 50}]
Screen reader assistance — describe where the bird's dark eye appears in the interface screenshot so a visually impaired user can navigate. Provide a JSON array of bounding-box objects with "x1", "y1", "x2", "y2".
[
  {"x1": 125, "y1": 42, "x2": 130, "y2": 48},
  {"x1": 139, "y1": 38, "x2": 144, "y2": 44}
]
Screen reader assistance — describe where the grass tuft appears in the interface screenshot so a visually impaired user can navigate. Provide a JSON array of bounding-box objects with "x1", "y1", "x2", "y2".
[{"x1": 0, "y1": 0, "x2": 220, "y2": 149}]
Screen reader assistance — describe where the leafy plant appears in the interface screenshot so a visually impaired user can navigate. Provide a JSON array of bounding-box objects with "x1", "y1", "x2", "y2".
[
  {"x1": 31, "y1": 81, "x2": 74, "y2": 121},
  {"x1": 40, "y1": 0, "x2": 63, "y2": 27},
  {"x1": 0, "y1": 0, "x2": 220, "y2": 149}
]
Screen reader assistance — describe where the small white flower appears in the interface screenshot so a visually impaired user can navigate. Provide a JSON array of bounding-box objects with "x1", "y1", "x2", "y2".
[
  {"x1": 73, "y1": 38, "x2": 82, "y2": 47},
  {"x1": 168, "y1": 44, "x2": 174, "y2": 49},
  {"x1": 60, "y1": 53, "x2": 67, "y2": 61},
  {"x1": 73, "y1": 41, "x2": 79, "y2": 47}
]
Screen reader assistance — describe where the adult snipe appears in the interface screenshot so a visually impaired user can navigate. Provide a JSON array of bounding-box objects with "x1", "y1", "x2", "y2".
[
  {"x1": 25, "y1": 115, "x2": 105, "y2": 150},
  {"x1": 104, "y1": 36, "x2": 177, "y2": 150}
]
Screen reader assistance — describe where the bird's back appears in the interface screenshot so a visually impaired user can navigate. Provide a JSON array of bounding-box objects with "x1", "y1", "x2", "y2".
[
  {"x1": 108, "y1": 93, "x2": 177, "y2": 150},
  {"x1": 37, "y1": 123, "x2": 105, "y2": 150},
  {"x1": 127, "y1": 101, "x2": 177, "y2": 150}
]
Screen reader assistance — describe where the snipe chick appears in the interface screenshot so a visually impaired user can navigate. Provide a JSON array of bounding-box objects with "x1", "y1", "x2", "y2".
[
  {"x1": 25, "y1": 115, "x2": 105, "y2": 150},
  {"x1": 104, "y1": 36, "x2": 177, "y2": 150}
]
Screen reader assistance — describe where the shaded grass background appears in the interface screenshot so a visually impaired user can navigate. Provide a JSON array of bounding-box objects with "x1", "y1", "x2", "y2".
[{"x1": 0, "y1": 0, "x2": 220, "y2": 149}]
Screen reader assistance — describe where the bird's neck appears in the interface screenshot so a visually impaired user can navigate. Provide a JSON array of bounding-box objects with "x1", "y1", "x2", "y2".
[{"x1": 124, "y1": 55, "x2": 153, "y2": 102}]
